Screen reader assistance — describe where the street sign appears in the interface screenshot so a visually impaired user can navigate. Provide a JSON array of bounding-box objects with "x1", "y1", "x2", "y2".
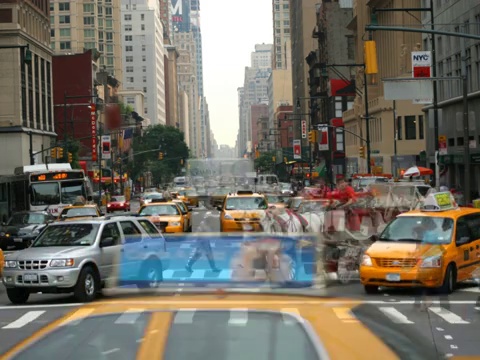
[
  {"x1": 102, "y1": 135, "x2": 111, "y2": 160},
  {"x1": 318, "y1": 126, "x2": 329, "y2": 151},
  {"x1": 91, "y1": 104, "x2": 97, "y2": 161},
  {"x1": 293, "y1": 139, "x2": 301, "y2": 160},
  {"x1": 412, "y1": 51, "x2": 432, "y2": 104},
  {"x1": 438, "y1": 135, "x2": 447, "y2": 155},
  {"x1": 301, "y1": 120, "x2": 307, "y2": 139}
]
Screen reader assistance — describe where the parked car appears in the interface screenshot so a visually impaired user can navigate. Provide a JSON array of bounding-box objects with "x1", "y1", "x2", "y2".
[
  {"x1": 2, "y1": 216, "x2": 168, "y2": 304},
  {"x1": 107, "y1": 195, "x2": 130, "y2": 212}
]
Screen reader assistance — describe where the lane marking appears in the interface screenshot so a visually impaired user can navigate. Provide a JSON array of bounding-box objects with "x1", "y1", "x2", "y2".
[
  {"x1": 379, "y1": 307, "x2": 414, "y2": 324},
  {"x1": 114, "y1": 308, "x2": 145, "y2": 324},
  {"x1": 429, "y1": 307, "x2": 469, "y2": 324},
  {"x1": 173, "y1": 309, "x2": 196, "y2": 324},
  {"x1": 444, "y1": 335, "x2": 453, "y2": 340},
  {"x1": 2, "y1": 310, "x2": 45, "y2": 329},
  {"x1": 332, "y1": 307, "x2": 358, "y2": 323},
  {"x1": 228, "y1": 308, "x2": 248, "y2": 326},
  {"x1": 0, "y1": 303, "x2": 82, "y2": 310},
  {"x1": 62, "y1": 308, "x2": 96, "y2": 326}
]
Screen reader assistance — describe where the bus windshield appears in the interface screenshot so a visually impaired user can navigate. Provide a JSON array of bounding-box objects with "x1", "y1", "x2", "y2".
[{"x1": 30, "y1": 180, "x2": 86, "y2": 206}]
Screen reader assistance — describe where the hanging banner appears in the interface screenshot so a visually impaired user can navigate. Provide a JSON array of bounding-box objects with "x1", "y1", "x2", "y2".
[
  {"x1": 91, "y1": 104, "x2": 97, "y2": 161},
  {"x1": 301, "y1": 120, "x2": 307, "y2": 139},
  {"x1": 293, "y1": 139, "x2": 301, "y2": 160},
  {"x1": 412, "y1": 51, "x2": 432, "y2": 104},
  {"x1": 438, "y1": 135, "x2": 447, "y2": 155},
  {"x1": 318, "y1": 125, "x2": 329, "y2": 151},
  {"x1": 102, "y1": 135, "x2": 111, "y2": 160}
]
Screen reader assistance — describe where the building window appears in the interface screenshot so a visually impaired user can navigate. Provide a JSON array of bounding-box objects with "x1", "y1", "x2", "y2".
[
  {"x1": 405, "y1": 116, "x2": 416, "y2": 140},
  {"x1": 83, "y1": 16, "x2": 94, "y2": 25},
  {"x1": 59, "y1": 15, "x2": 70, "y2": 24},
  {"x1": 97, "y1": 5, "x2": 103, "y2": 15},
  {"x1": 106, "y1": 32, "x2": 113, "y2": 42},
  {"x1": 124, "y1": 24, "x2": 132, "y2": 31},
  {"x1": 50, "y1": 16, "x2": 54, "y2": 24},
  {"x1": 59, "y1": 28, "x2": 71, "y2": 37},
  {"x1": 141, "y1": 14, "x2": 145, "y2": 21},
  {"x1": 126, "y1": 56, "x2": 133, "y2": 62},
  {"x1": 419, "y1": 115, "x2": 424, "y2": 140},
  {"x1": 124, "y1": 14, "x2": 132, "y2": 21},
  {"x1": 143, "y1": 76, "x2": 147, "y2": 82},
  {"x1": 107, "y1": 57, "x2": 114, "y2": 66},
  {"x1": 59, "y1": 2, "x2": 70, "y2": 11},
  {"x1": 83, "y1": 29, "x2": 95, "y2": 38},
  {"x1": 60, "y1": 41, "x2": 71, "y2": 50},
  {"x1": 125, "y1": 35, "x2": 132, "y2": 41},
  {"x1": 142, "y1": 45, "x2": 146, "y2": 51},
  {"x1": 141, "y1": 24, "x2": 145, "y2": 31},
  {"x1": 105, "y1": 6, "x2": 113, "y2": 17},
  {"x1": 127, "y1": 97, "x2": 135, "y2": 104},
  {"x1": 127, "y1": 77, "x2": 134, "y2": 82},
  {"x1": 50, "y1": 29, "x2": 55, "y2": 38},
  {"x1": 126, "y1": 66, "x2": 133, "y2": 72},
  {"x1": 143, "y1": 87, "x2": 147, "y2": 93},
  {"x1": 346, "y1": 36, "x2": 354, "y2": 60},
  {"x1": 106, "y1": 44, "x2": 113, "y2": 53},
  {"x1": 84, "y1": 42, "x2": 96, "y2": 49},
  {"x1": 98, "y1": 31, "x2": 104, "y2": 41},
  {"x1": 396, "y1": 116, "x2": 402, "y2": 140},
  {"x1": 83, "y1": 3, "x2": 94, "y2": 13},
  {"x1": 142, "y1": 55, "x2": 146, "y2": 61},
  {"x1": 142, "y1": 66, "x2": 146, "y2": 72},
  {"x1": 126, "y1": 45, "x2": 133, "y2": 51}
]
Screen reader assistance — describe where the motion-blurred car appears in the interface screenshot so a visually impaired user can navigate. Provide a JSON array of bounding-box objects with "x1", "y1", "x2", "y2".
[
  {"x1": 107, "y1": 195, "x2": 130, "y2": 213},
  {"x1": 209, "y1": 187, "x2": 232, "y2": 208},
  {"x1": 57, "y1": 205, "x2": 102, "y2": 221},
  {"x1": 265, "y1": 194, "x2": 287, "y2": 209},
  {"x1": 279, "y1": 182, "x2": 294, "y2": 196},
  {"x1": 219, "y1": 190, "x2": 267, "y2": 232},
  {"x1": 138, "y1": 200, "x2": 186, "y2": 233},
  {"x1": 0, "y1": 211, "x2": 56, "y2": 250},
  {"x1": 285, "y1": 196, "x2": 304, "y2": 212},
  {"x1": 140, "y1": 192, "x2": 167, "y2": 206}
]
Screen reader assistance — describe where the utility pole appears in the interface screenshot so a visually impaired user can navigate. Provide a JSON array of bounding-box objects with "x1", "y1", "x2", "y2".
[{"x1": 429, "y1": 0, "x2": 440, "y2": 189}]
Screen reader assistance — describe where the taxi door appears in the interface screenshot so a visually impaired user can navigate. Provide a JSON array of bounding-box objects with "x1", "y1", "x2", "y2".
[
  {"x1": 462, "y1": 213, "x2": 480, "y2": 280},
  {"x1": 454, "y1": 215, "x2": 478, "y2": 281}
]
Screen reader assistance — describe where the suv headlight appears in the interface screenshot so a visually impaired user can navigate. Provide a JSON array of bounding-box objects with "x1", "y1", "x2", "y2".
[
  {"x1": 421, "y1": 255, "x2": 442, "y2": 268},
  {"x1": 361, "y1": 255, "x2": 373, "y2": 266},
  {"x1": 169, "y1": 221, "x2": 181, "y2": 226},
  {"x1": 224, "y1": 214, "x2": 234, "y2": 220},
  {"x1": 4, "y1": 260, "x2": 17, "y2": 268},
  {"x1": 50, "y1": 259, "x2": 75, "y2": 267}
]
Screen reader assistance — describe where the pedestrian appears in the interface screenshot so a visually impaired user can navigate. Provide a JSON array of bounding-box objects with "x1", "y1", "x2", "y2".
[{"x1": 185, "y1": 213, "x2": 220, "y2": 272}]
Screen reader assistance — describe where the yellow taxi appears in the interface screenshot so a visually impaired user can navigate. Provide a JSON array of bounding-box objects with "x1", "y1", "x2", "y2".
[
  {"x1": 184, "y1": 188, "x2": 199, "y2": 207},
  {"x1": 57, "y1": 204, "x2": 102, "y2": 221},
  {"x1": 138, "y1": 199, "x2": 186, "y2": 233},
  {"x1": 360, "y1": 191, "x2": 480, "y2": 294},
  {"x1": 173, "y1": 199, "x2": 192, "y2": 232},
  {"x1": 1, "y1": 294, "x2": 440, "y2": 359},
  {"x1": 0, "y1": 248, "x2": 4, "y2": 276},
  {"x1": 219, "y1": 190, "x2": 268, "y2": 232}
]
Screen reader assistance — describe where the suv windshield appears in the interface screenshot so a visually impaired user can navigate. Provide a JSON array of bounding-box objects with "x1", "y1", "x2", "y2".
[
  {"x1": 8, "y1": 213, "x2": 47, "y2": 226},
  {"x1": 139, "y1": 205, "x2": 180, "y2": 216},
  {"x1": 33, "y1": 223, "x2": 100, "y2": 247},
  {"x1": 379, "y1": 216, "x2": 454, "y2": 244},
  {"x1": 225, "y1": 197, "x2": 268, "y2": 210}
]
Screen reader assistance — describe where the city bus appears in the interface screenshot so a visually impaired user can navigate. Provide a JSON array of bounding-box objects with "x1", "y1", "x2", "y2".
[{"x1": 0, "y1": 163, "x2": 93, "y2": 220}]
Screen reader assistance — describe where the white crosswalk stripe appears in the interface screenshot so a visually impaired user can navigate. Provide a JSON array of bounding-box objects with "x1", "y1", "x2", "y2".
[
  {"x1": 428, "y1": 307, "x2": 470, "y2": 324},
  {"x1": 114, "y1": 308, "x2": 145, "y2": 324},
  {"x1": 378, "y1": 307, "x2": 414, "y2": 324},
  {"x1": 2, "y1": 311, "x2": 45, "y2": 329},
  {"x1": 173, "y1": 309, "x2": 196, "y2": 324}
]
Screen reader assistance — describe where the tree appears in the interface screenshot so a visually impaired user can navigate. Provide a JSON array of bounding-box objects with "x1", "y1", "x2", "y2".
[
  {"x1": 119, "y1": 101, "x2": 134, "y2": 116},
  {"x1": 128, "y1": 125, "x2": 189, "y2": 183},
  {"x1": 254, "y1": 151, "x2": 276, "y2": 173}
]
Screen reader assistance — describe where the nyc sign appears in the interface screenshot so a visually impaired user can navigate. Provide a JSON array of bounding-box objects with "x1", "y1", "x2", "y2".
[{"x1": 412, "y1": 51, "x2": 431, "y2": 79}]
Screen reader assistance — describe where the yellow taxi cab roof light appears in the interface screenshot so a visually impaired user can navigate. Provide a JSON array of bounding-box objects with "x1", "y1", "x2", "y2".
[
  {"x1": 421, "y1": 191, "x2": 458, "y2": 212},
  {"x1": 150, "y1": 198, "x2": 168, "y2": 203},
  {"x1": 236, "y1": 190, "x2": 254, "y2": 195}
]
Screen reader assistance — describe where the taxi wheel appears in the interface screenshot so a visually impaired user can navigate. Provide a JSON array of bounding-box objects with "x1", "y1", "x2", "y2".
[
  {"x1": 74, "y1": 266, "x2": 99, "y2": 302},
  {"x1": 6, "y1": 288, "x2": 29, "y2": 304},
  {"x1": 364, "y1": 285, "x2": 379, "y2": 294},
  {"x1": 438, "y1": 264, "x2": 456, "y2": 294}
]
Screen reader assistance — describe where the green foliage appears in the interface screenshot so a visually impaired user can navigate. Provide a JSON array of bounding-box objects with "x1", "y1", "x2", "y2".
[
  {"x1": 119, "y1": 101, "x2": 134, "y2": 116},
  {"x1": 254, "y1": 151, "x2": 276, "y2": 173},
  {"x1": 127, "y1": 125, "x2": 189, "y2": 183}
]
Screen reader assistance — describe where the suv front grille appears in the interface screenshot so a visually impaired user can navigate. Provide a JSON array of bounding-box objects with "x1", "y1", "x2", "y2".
[{"x1": 18, "y1": 260, "x2": 49, "y2": 270}]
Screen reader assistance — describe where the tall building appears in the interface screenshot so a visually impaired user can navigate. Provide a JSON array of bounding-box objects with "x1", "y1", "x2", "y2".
[
  {"x1": 237, "y1": 44, "x2": 273, "y2": 157},
  {"x1": 272, "y1": 0, "x2": 292, "y2": 70},
  {"x1": 159, "y1": 0, "x2": 173, "y2": 44},
  {"x1": 422, "y1": 0, "x2": 480, "y2": 192},
  {"x1": 164, "y1": 45, "x2": 180, "y2": 127},
  {"x1": 172, "y1": 0, "x2": 207, "y2": 157},
  {"x1": 121, "y1": 0, "x2": 166, "y2": 125},
  {"x1": 49, "y1": 0, "x2": 123, "y2": 82},
  {"x1": 289, "y1": 0, "x2": 317, "y2": 138},
  {"x1": 0, "y1": 0, "x2": 55, "y2": 173}
]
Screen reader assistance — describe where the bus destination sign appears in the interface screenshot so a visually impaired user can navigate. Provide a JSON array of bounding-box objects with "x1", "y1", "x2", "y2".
[{"x1": 31, "y1": 172, "x2": 84, "y2": 182}]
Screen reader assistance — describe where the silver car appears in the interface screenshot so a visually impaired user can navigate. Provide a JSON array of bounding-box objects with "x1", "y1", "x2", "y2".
[{"x1": 2, "y1": 216, "x2": 169, "y2": 304}]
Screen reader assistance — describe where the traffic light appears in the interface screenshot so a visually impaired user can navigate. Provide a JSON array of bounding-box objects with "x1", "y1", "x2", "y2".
[
  {"x1": 24, "y1": 45, "x2": 32, "y2": 65},
  {"x1": 284, "y1": 157, "x2": 287, "y2": 163},
  {"x1": 57, "y1": 147, "x2": 64, "y2": 159},
  {"x1": 359, "y1": 146, "x2": 366, "y2": 159},
  {"x1": 68, "y1": 152, "x2": 73, "y2": 163},
  {"x1": 308, "y1": 130, "x2": 317, "y2": 144},
  {"x1": 364, "y1": 40, "x2": 378, "y2": 74},
  {"x1": 50, "y1": 147, "x2": 57, "y2": 159},
  {"x1": 158, "y1": 152, "x2": 164, "y2": 160},
  {"x1": 272, "y1": 156, "x2": 276, "y2": 162}
]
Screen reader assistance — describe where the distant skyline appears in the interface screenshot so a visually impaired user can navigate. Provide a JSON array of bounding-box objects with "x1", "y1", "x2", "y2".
[{"x1": 201, "y1": 0, "x2": 273, "y2": 148}]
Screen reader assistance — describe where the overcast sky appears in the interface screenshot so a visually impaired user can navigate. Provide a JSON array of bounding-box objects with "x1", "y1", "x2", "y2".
[{"x1": 201, "y1": 0, "x2": 273, "y2": 148}]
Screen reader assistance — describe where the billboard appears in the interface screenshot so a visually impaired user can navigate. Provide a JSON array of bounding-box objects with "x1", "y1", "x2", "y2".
[{"x1": 171, "y1": 0, "x2": 191, "y2": 33}]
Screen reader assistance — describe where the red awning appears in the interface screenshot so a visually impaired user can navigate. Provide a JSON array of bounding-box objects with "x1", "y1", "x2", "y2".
[
  {"x1": 330, "y1": 118, "x2": 344, "y2": 127},
  {"x1": 329, "y1": 79, "x2": 356, "y2": 97}
]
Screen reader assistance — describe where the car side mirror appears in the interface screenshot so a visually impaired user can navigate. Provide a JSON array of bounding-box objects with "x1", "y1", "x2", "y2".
[
  {"x1": 456, "y1": 236, "x2": 470, "y2": 245},
  {"x1": 100, "y1": 237, "x2": 114, "y2": 247}
]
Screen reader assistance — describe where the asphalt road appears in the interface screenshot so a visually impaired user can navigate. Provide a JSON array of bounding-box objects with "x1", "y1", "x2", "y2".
[{"x1": 1, "y1": 203, "x2": 479, "y2": 356}]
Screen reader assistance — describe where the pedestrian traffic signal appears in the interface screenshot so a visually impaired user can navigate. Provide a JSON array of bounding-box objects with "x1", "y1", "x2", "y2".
[
  {"x1": 57, "y1": 147, "x2": 64, "y2": 159},
  {"x1": 364, "y1": 40, "x2": 378, "y2": 74},
  {"x1": 158, "y1": 152, "x2": 164, "y2": 160},
  {"x1": 68, "y1": 152, "x2": 73, "y2": 163},
  {"x1": 359, "y1": 146, "x2": 366, "y2": 159},
  {"x1": 50, "y1": 147, "x2": 57, "y2": 159},
  {"x1": 308, "y1": 130, "x2": 317, "y2": 144}
]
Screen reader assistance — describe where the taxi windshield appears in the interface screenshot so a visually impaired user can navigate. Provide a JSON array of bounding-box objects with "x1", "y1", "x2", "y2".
[
  {"x1": 225, "y1": 197, "x2": 268, "y2": 210},
  {"x1": 379, "y1": 216, "x2": 454, "y2": 244},
  {"x1": 139, "y1": 205, "x2": 180, "y2": 216}
]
